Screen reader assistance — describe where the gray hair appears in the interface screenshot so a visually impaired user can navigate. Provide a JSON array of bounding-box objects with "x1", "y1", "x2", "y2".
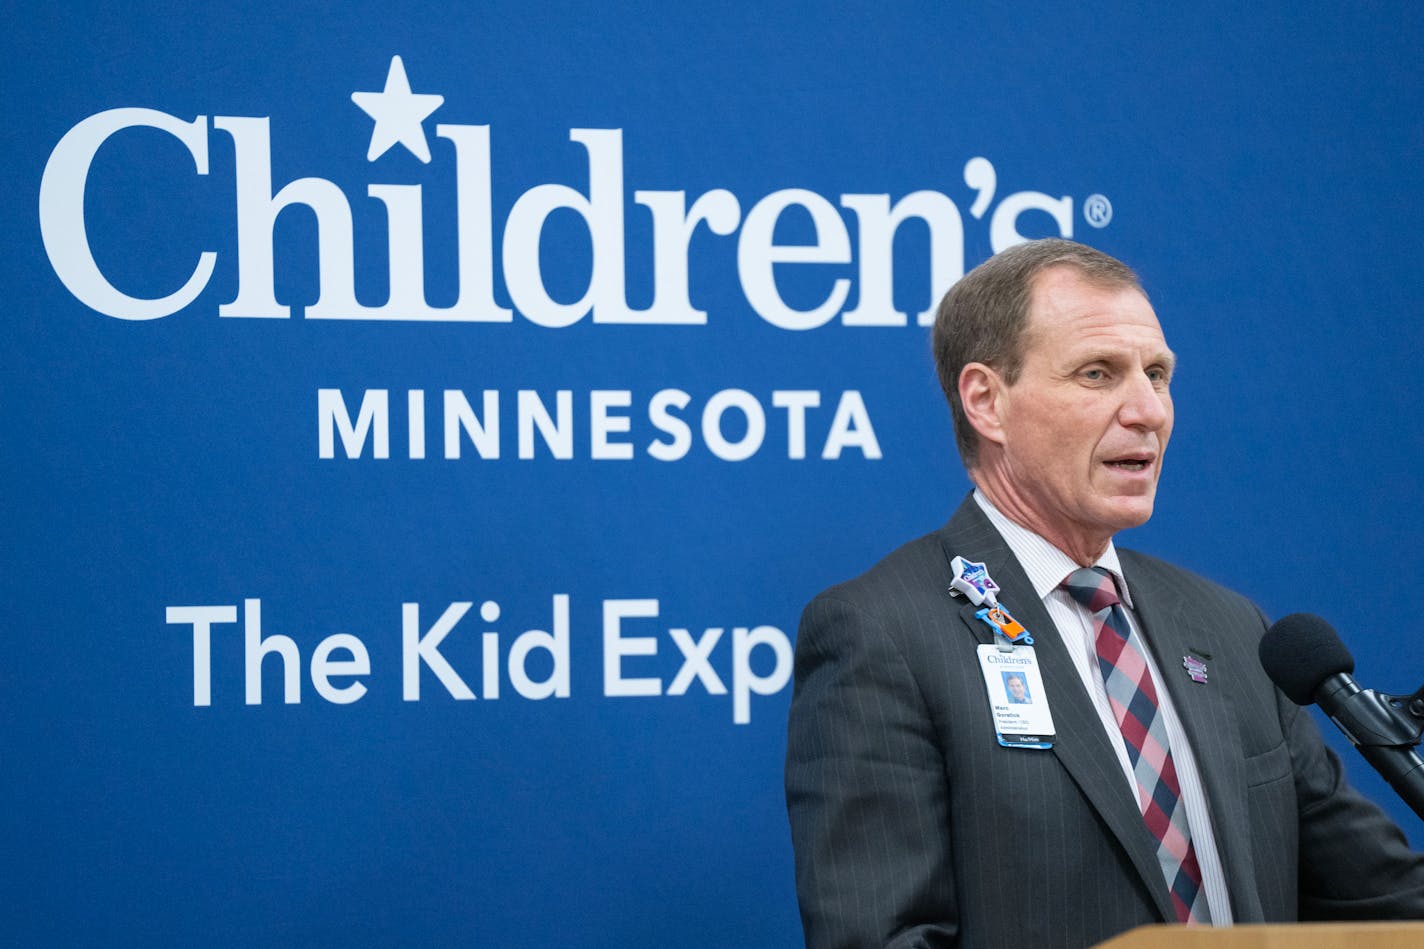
[{"x1": 932, "y1": 239, "x2": 1143, "y2": 466}]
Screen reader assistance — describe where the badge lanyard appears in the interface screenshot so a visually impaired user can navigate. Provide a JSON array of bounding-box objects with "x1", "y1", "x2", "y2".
[{"x1": 951, "y1": 556, "x2": 1056, "y2": 749}]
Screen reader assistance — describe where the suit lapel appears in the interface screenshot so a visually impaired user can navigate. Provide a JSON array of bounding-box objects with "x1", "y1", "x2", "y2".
[
  {"x1": 936, "y1": 498, "x2": 1178, "y2": 923},
  {"x1": 1124, "y1": 553, "x2": 1262, "y2": 922}
]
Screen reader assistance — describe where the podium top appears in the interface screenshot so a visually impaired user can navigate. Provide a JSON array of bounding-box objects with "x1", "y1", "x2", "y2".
[{"x1": 1094, "y1": 921, "x2": 1424, "y2": 949}]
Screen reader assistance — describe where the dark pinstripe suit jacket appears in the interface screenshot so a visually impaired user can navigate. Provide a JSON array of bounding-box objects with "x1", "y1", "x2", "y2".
[{"x1": 785, "y1": 496, "x2": 1424, "y2": 948}]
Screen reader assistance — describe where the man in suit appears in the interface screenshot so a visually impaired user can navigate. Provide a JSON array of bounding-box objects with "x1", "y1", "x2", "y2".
[{"x1": 784, "y1": 239, "x2": 1424, "y2": 948}]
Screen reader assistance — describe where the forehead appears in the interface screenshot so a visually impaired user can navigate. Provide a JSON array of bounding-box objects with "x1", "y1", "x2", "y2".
[{"x1": 1024, "y1": 265, "x2": 1166, "y2": 349}]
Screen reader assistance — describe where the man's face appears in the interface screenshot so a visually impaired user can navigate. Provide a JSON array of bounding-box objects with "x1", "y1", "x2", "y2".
[
  {"x1": 989, "y1": 266, "x2": 1175, "y2": 558},
  {"x1": 1007, "y1": 675, "x2": 1027, "y2": 701}
]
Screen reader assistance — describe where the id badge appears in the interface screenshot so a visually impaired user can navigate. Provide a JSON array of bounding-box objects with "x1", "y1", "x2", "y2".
[{"x1": 976, "y1": 644, "x2": 1055, "y2": 749}]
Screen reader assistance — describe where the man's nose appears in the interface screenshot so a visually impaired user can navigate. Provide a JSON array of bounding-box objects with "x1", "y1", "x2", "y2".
[{"x1": 1118, "y1": 372, "x2": 1169, "y2": 430}]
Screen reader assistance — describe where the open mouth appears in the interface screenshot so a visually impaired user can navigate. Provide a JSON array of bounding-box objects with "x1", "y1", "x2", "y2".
[{"x1": 1105, "y1": 457, "x2": 1152, "y2": 472}]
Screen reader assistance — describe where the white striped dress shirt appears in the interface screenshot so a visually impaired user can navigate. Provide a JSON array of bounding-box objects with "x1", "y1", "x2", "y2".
[{"x1": 974, "y1": 490, "x2": 1233, "y2": 925}]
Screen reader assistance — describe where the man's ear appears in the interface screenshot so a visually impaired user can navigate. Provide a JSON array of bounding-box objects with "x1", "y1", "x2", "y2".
[{"x1": 958, "y1": 362, "x2": 1007, "y2": 447}]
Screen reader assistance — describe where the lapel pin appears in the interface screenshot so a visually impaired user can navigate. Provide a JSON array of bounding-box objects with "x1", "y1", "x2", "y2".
[{"x1": 1182, "y1": 655, "x2": 1209, "y2": 684}]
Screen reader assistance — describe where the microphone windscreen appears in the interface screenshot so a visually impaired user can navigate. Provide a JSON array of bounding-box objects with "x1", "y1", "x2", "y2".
[{"x1": 1259, "y1": 612, "x2": 1356, "y2": 706}]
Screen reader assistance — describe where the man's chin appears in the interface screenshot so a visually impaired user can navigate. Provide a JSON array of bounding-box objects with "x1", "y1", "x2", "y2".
[{"x1": 1096, "y1": 493, "x2": 1157, "y2": 531}]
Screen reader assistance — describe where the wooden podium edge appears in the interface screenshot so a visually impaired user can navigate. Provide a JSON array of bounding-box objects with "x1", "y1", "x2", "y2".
[{"x1": 1093, "y1": 920, "x2": 1424, "y2": 948}]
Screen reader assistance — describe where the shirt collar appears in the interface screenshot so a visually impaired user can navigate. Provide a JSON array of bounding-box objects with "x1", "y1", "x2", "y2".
[{"x1": 971, "y1": 489, "x2": 1133, "y2": 608}]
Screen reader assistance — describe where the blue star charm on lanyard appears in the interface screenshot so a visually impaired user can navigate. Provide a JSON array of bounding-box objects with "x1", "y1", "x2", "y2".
[{"x1": 950, "y1": 556, "x2": 1000, "y2": 607}]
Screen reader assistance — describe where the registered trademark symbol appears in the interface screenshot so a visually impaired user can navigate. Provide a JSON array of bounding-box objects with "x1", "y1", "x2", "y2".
[{"x1": 1083, "y1": 194, "x2": 1113, "y2": 228}]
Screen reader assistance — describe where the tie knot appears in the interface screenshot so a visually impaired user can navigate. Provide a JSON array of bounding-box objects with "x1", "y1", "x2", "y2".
[{"x1": 1061, "y1": 566, "x2": 1122, "y2": 613}]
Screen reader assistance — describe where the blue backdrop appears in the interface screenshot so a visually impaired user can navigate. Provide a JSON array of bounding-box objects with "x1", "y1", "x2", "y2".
[{"x1": 6, "y1": 2, "x2": 1423, "y2": 944}]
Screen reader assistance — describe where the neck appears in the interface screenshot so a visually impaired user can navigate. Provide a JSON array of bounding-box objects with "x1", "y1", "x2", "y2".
[{"x1": 971, "y1": 467, "x2": 1110, "y2": 567}]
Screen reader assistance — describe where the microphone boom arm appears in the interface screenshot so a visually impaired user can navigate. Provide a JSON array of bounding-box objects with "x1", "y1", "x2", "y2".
[{"x1": 1317, "y1": 677, "x2": 1424, "y2": 821}]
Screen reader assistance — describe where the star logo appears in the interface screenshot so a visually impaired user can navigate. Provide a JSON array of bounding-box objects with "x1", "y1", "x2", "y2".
[
  {"x1": 351, "y1": 55, "x2": 444, "y2": 163},
  {"x1": 949, "y1": 555, "x2": 999, "y2": 607}
]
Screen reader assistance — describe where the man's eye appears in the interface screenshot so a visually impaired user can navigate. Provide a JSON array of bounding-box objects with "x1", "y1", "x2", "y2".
[
  {"x1": 1081, "y1": 368, "x2": 1105, "y2": 381},
  {"x1": 1147, "y1": 368, "x2": 1169, "y2": 383}
]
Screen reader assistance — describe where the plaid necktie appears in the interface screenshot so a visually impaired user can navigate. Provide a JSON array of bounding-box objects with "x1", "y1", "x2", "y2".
[{"x1": 1062, "y1": 566, "x2": 1209, "y2": 925}]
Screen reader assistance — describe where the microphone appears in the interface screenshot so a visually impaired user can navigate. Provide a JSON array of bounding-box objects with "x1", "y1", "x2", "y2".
[{"x1": 1259, "y1": 613, "x2": 1424, "y2": 821}]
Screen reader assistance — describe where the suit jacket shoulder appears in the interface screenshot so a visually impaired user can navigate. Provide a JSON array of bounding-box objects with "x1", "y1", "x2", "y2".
[{"x1": 1118, "y1": 547, "x2": 1268, "y2": 634}]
